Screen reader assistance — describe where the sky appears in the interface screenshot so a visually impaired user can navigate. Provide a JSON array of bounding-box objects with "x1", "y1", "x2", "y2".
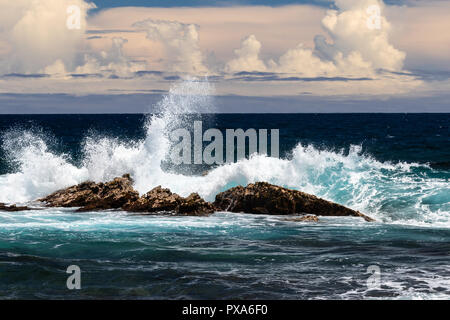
[
  {"x1": 0, "y1": 0, "x2": 449, "y2": 113},
  {"x1": 89, "y1": 0, "x2": 415, "y2": 8}
]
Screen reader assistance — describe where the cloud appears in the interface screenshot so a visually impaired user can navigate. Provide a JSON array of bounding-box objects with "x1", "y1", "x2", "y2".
[
  {"x1": 0, "y1": 0, "x2": 95, "y2": 74},
  {"x1": 275, "y1": 43, "x2": 337, "y2": 76},
  {"x1": 0, "y1": 1, "x2": 446, "y2": 100},
  {"x1": 0, "y1": 1, "x2": 144, "y2": 78},
  {"x1": 73, "y1": 37, "x2": 145, "y2": 77},
  {"x1": 43, "y1": 59, "x2": 68, "y2": 76},
  {"x1": 85, "y1": 3, "x2": 449, "y2": 74},
  {"x1": 319, "y1": 0, "x2": 405, "y2": 71},
  {"x1": 226, "y1": 0, "x2": 406, "y2": 77},
  {"x1": 86, "y1": 5, "x2": 326, "y2": 64},
  {"x1": 225, "y1": 35, "x2": 267, "y2": 73},
  {"x1": 133, "y1": 19, "x2": 208, "y2": 74}
]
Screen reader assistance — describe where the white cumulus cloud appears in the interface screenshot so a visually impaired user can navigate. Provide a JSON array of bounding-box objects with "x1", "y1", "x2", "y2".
[
  {"x1": 319, "y1": 0, "x2": 405, "y2": 71},
  {"x1": 74, "y1": 37, "x2": 145, "y2": 77},
  {"x1": 0, "y1": 0, "x2": 95, "y2": 74},
  {"x1": 225, "y1": 0, "x2": 406, "y2": 78},
  {"x1": 133, "y1": 19, "x2": 208, "y2": 74},
  {"x1": 225, "y1": 35, "x2": 267, "y2": 73}
]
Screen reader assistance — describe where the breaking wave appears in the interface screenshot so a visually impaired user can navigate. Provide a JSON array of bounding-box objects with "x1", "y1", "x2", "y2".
[{"x1": 0, "y1": 79, "x2": 448, "y2": 227}]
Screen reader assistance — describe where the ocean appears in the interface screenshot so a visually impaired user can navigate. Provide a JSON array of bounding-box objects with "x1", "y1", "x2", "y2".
[{"x1": 0, "y1": 85, "x2": 449, "y2": 299}]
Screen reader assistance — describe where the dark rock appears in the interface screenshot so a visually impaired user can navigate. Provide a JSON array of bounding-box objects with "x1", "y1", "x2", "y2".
[
  {"x1": 37, "y1": 176, "x2": 373, "y2": 221},
  {"x1": 39, "y1": 174, "x2": 214, "y2": 216},
  {"x1": 214, "y1": 182, "x2": 375, "y2": 221},
  {"x1": 284, "y1": 215, "x2": 319, "y2": 223},
  {"x1": 39, "y1": 174, "x2": 139, "y2": 211},
  {"x1": 0, "y1": 203, "x2": 33, "y2": 212},
  {"x1": 123, "y1": 186, "x2": 214, "y2": 216},
  {"x1": 122, "y1": 186, "x2": 181, "y2": 212},
  {"x1": 177, "y1": 193, "x2": 215, "y2": 216}
]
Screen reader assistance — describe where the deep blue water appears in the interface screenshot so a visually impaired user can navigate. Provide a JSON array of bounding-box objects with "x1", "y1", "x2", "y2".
[
  {"x1": 0, "y1": 113, "x2": 449, "y2": 299},
  {"x1": 0, "y1": 114, "x2": 448, "y2": 173}
]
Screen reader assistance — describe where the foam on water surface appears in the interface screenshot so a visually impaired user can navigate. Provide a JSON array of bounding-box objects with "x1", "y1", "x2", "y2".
[{"x1": 0, "y1": 79, "x2": 448, "y2": 228}]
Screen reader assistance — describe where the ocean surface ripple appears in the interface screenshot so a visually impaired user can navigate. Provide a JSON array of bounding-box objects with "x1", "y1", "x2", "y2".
[{"x1": 0, "y1": 80, "x2": 448, "y2": 299}]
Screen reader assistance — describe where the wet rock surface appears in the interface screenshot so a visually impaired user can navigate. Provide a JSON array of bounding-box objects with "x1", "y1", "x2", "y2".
[
  {"x1": 123, "y1": 186, "x2": 214, "y2": 216},
  {"x1": 35, "y1": 177, "x2": 373, "y2": 220},
  {"x1": 39, "y1": 174, "x2": 139, "y2": 212},
  {"x1": 122, "y1": 186, "x2": 181, "y2": 212},
  {"x1": 176, "y1": 193, "x2": 216, "y2": 216},
  {"x1": 284, "y1": 215, "x2": 320, "y2": 223},
  {"x1": 0, "y1": 203, "x2": 33, "y2": 212},
  {"x1": 39, "y1": 175, "x2": 214, "y2": 216},
  {"x1": 214, "y1": 182, "x2": 374, "y2": 221}
]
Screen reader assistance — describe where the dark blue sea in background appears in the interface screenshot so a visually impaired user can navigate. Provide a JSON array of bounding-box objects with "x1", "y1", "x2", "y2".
[
  {"x1": 0, "y1": 114, "x2": 448, "y2": 173},
  {"x1": 0, "y1": 113, "x2": 449, "y2": 299}
]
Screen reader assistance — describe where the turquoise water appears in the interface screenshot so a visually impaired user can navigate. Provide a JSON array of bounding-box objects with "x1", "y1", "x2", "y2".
[
  {"x1": 0, "y1": 82, "x2": 448, "y2": 299},
  {"x1": 1, "y1": 210, "x2": 449, "y2": 299}
]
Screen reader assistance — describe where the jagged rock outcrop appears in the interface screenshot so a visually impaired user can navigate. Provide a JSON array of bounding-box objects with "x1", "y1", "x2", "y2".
[
  {"x1": 36, "y1": 175, "x2": 373, "y2": 221},
  {"x1": 123, "y1": 186, "x2": 214, "y2": 216},
  {"x1": 123, "y1": 186, "x2": 180, "y2": 212},
  {"x1": 39, "y1": 175, "x2": 214, "y2": 216},
  {"x1": 214, "y1": 182, "x2": 374, "y2": 221},
  {"x1": 284, "y1": 215, "x2": 320, "y2": 223},
  {"x1": 0, "y1": 203, "x2": 33, "y2": 212},
  {"x1": 177, "y1": 193, "x2": 216, "y2": 216},
  {"x1": 39, "y1": 174, "x2": 139, "y2": 211}
]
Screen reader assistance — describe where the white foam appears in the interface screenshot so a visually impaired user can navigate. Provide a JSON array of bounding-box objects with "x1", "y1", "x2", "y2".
[
  {"x1": 0, "y1": 79, "x2": 448, "y2": 227},
  {"x1": 0, "y1": 130, "x2": 88, "y2": 203}
]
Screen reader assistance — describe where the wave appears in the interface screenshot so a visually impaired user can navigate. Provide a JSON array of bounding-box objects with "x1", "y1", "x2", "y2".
[{"x1": 0, "y1": 79, "x2": 448, "y2": 227}]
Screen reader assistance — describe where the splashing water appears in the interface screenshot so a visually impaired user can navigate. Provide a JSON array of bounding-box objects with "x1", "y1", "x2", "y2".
[
  {"x1": 0, "y1": 129, "x2": 88, "y2": 203},
  {"x1": 0, "y1": 79, "x2": 448, "y2": 228}
]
